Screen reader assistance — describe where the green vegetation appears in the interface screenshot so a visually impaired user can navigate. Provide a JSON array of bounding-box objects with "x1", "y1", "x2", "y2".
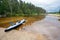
[
  {"x1": 58, "y1": 9, "x2": 60, "y2": 14},
  {"x1": 0, "y1": 0, "x2": 46, "y2": 17}
]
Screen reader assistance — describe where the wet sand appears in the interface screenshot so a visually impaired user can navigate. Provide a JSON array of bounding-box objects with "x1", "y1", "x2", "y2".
[{"x1": 0, "y1": 28, "x2": 46, "y2": 40}]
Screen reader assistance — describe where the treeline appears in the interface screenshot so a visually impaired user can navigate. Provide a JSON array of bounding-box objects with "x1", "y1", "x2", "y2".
[
  {"x1": 59, "y1": 10, "x2": 60, "y2": 14},
  {"x1": 0, "y1": 0, "x2": 46, "y2": 17}
]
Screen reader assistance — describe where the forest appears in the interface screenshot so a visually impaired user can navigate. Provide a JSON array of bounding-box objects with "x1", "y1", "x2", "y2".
[{"x1": 0, "y1": 0, "x2": 46, "y2": 17}]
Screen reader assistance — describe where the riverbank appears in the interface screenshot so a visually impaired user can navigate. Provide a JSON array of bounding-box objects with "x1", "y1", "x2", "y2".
[
  {"x1": 0, "y1": 15, "x2": 45, "y2": 29},
  {"x1": 48, "y1": 14, "x2": 60, "y2": 17},
  {"x1": 0, "y1": 14, "x2": 60, "y2": 40}
]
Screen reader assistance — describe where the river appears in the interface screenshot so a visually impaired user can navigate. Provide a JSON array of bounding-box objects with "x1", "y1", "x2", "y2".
[{"x1": 21, "y1": 14, "x2": 60, "y2": 40}]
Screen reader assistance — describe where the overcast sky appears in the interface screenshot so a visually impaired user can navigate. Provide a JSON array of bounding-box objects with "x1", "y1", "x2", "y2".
[{"x1": 22, "y1": 0, "x2": 60, "y2": 12}]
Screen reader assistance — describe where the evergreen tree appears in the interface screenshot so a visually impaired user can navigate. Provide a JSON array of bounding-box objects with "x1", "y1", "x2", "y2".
[{"x1": 0, "y1": 0, "x2": 46, "y2": 17}]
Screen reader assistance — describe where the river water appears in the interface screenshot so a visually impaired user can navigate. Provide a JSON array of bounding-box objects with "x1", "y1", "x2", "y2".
[{"x1": 22, "y1": 14, "x2": 60, "y2": 40}]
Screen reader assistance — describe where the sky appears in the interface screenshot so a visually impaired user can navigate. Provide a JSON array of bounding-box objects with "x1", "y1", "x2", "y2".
[{"x1": 22, "y1": 0, "x2": 60, "y2": 12}]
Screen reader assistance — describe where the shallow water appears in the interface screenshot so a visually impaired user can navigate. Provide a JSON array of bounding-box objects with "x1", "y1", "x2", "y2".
[
  {"x1": 0, "y1": 15, "x2": 45, "y2": 29},
  {"x1": 43, "y1": 14, "x2": 60, "y2": 27},
  {"x1": 21, "y1": 14, "x2": 60, "y2": 40}
]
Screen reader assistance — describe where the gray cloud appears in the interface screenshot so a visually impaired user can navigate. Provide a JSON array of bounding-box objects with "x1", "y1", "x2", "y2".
[{"x1": 22, "y1": 0, "x2": 60, "y2": 12}]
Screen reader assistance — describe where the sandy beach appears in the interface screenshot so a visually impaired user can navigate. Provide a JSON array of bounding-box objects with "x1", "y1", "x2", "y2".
[{"x1": 0, "y1": 28, "x2": 47, "y2": 40}]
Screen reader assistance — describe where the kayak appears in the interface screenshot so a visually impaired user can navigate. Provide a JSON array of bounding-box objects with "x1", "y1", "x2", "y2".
[{"x1": 5, "y1": 19, "x2": 26, "y2": 32}]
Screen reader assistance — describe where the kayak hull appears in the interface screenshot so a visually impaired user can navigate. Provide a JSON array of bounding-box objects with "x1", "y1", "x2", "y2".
[
  {"x1": 5, "y1": 19, "x2": 25, "y2": 32},
  {"x1": 5, "y1": 23, "x2": 22, "y2": 32}
]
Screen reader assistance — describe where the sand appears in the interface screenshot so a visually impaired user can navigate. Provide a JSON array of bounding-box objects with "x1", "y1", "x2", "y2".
[{"x1": 0, "y1": 28, "x2": 46, "y2": 40}]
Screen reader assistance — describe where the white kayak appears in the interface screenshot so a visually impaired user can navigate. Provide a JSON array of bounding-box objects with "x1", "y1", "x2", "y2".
[{"x1": 5, "y1": 19, "x2": 26, "y2": 32}]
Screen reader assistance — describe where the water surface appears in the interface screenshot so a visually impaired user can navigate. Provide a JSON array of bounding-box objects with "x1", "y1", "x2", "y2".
[{"x1": 21, "y1": 14, "x2": 60, "y2": 40}]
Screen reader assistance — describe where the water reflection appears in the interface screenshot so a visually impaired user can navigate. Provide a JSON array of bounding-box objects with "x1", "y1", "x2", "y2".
[{"x1": 43, "y1": 15, "x2": 60, "y2": 27}]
